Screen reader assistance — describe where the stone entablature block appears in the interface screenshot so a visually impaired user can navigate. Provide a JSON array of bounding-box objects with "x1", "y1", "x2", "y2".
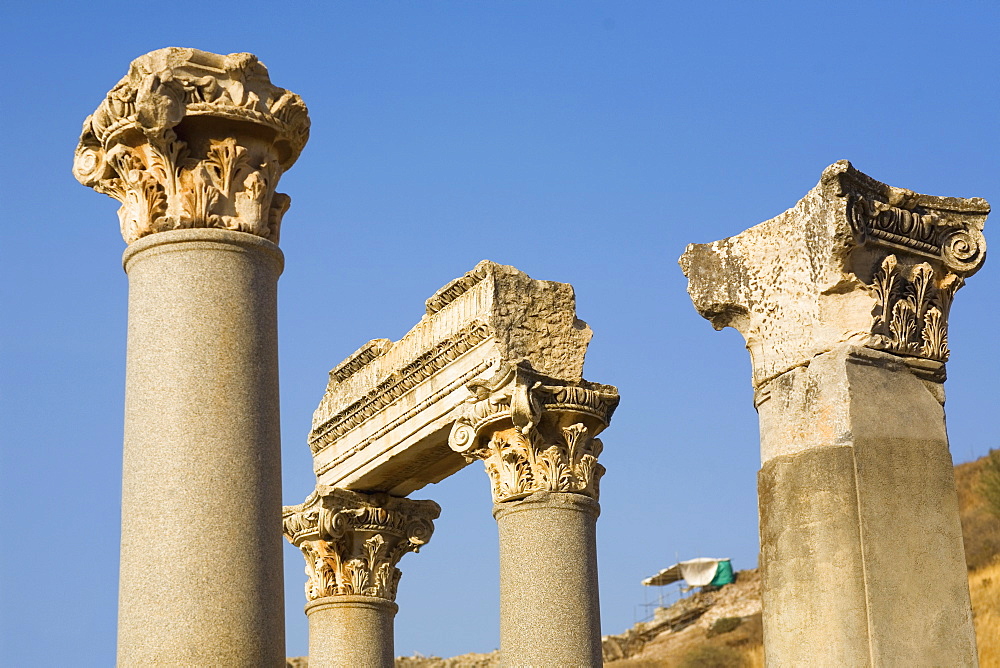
[
  {"x1": 309, "y1": 260, "x2": 595, "y2": 495},
  {"x1": 283, "y1": 488, "x2": 439, "y2": 603},
  {"x1": 448, "y1": 363, "x2": 618, "y2": 503},
  {"x1": 73, "y1": 47, "x2": 310, "y2": 244},
  {"x1": 679, "y1": 160, "x2": 988, "y2": 388}
]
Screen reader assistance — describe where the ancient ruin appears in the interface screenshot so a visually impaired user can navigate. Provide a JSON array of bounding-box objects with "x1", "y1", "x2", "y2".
[
  {"x1": 283, "y1": 489, "x2": 440, "y2": 666},
  {"x1": 286, "y1": 260, "x2": 618, "y2": 667},
  {"x1": 74, "y1": 47, "x2": 990, "y2": 668},
  {"x1": 74, "y1": 47, "x2": 308, "y2": 666},
  {"x1": 681, "y1": 160, "x2": 987, "y2": 666},
  {"x1": 73, "y1": 48, "x2": 308, "y2": 244}
]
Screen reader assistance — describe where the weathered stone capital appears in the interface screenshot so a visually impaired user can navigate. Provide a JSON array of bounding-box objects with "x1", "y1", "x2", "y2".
[
  {"x1": 283, "y1": 488, "x2": 440, "y2": 602},
  {"x1": 308, "y1": 260, "x2": 596, "y2": 495},
  {"x1": 74, "y1": 47, "x2": 309, "y2": 245},
  {"x1": 680, "y1": 160, "x2": 989, "y2": 387},
  {"x1": 448, "y1": 363, "x2": 619, "y2": 503}
]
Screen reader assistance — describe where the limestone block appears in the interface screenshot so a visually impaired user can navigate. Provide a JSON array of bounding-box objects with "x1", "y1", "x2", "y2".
[
  {"x1": 757, "y1": 345, "x2": 976, "y2": 666},
  {"x1": 680, "y1": 160, "x2": 988, "y2": 390},
  {"x1": 309, "y1": 260, "x2": 596, "y2": 494},
  {"x1": 680, "y1": 162, "x2": 987, "y2": 666}
]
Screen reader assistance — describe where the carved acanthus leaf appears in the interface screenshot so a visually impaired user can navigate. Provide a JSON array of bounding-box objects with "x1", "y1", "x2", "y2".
[
  {"x1": 680, "y1": 161, "x2": 988, "y2": 389},
  {"x1": 868, "y1": 255, "x2": 965, "y2": 363},
  {"x1": 283, "y1": 488, "x2": 439, "y2": 602},
  {"x1": 448, "y1": 363, "x2": 618, "y2": 503},
  {"x1": 73, "y1": 48, "x2": 309, "y2": 244},
  {"x1": 834, "y1": 163, "x2": 986, "y2": 368}
]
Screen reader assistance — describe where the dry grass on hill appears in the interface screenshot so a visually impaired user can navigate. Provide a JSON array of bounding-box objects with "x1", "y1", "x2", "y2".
[
  {"x1": 970, "y1": 559, "x2": 1000, "y2": 667},
  {"x1": 956, "y1": 455, "x2": 1000, "y2": 571},
  {"x1": 607, "y1": 563, "x2": 999, "y2": 668}
]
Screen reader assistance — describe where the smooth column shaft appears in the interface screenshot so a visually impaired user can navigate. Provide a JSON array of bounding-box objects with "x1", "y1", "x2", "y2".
[
  {"x1": 494, "y1": 492, "x2": 602, "y2": 668},
  {"x1": 118, "y1": 229, "x2": 285, "y2": 666},
  {"x1": 306, "y1": 596, "x2": 397, "y2": 668}
]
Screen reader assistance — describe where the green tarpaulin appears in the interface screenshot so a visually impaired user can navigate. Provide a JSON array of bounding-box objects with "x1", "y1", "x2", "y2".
[{"x1": 642, "y1": 558, "x2": 734, "y2": 588}]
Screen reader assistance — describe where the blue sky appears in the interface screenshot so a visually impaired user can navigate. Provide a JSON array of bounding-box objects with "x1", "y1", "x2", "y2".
[{"x1": 2, "y1": 2, "x2": 998, "y2": 664}]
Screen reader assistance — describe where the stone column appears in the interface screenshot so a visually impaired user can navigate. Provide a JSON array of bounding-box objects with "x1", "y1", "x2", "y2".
[
  {"x1": 680, "y1": 161, "x2": 988, "y2": 667},
  {"x1": 449, "y1": 364, "x2": 619, "y2": 668},
  {"x1": 73, "y1": 48, "x2": 309, "y2": 666},
  {"x1": 283, "y1": 488, "x2": 440, "y2": 668}
]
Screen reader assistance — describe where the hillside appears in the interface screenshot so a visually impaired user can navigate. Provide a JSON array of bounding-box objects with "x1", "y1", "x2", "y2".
[{"x1": 956, "y1": 454, "x2": 1000, "y2": 571}]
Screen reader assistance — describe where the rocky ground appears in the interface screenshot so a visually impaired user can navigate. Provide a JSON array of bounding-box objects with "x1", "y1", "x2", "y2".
[
  {"x1": 395, "y1": 652, "x2": 499, "y2": 667},
  {"x1": 602, "y1": 568, "x2": 762, "y2": 666}
]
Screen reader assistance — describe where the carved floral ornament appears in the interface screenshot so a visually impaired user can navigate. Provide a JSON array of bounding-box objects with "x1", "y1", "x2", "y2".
[
  {"x1": 868, "y1": 256, "x2": 961, "y2": 363},
  {"x1": 73, "y1": 48, "x2": 310, "y2": 244},
  {"x1": 833, "y1": 162, "x2": 989, "y2": 366},
  {"x1": 282, "y1": 488, "x2": 439, "y2": 602},
  {"x1": 845, "y1": 193, "x2": 986, "y2": 277},
  {"x1": 448, "y1": 363, "x2": 619, "y2": 504}
]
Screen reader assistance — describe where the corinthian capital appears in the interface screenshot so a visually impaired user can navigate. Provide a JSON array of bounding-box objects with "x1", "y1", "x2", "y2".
[
  {"x1": 283, "y1": 488, "x2": 439, "y2": 602},
  {"x1": 73, "y1": 47, "x2": 310, "y2": 244},
  {"x1": 448, "y1": 363, "x2": 619, "y2": 504},
  {"x1": 680, "y1": 161, "x2": 989, "y2": 386}
]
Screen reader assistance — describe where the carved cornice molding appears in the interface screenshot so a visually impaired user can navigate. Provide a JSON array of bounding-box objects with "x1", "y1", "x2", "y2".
[
  {"x1": 331, "y1": 339, "x2": 394, "y2": 383},
  {"x1": 310, "y1": 321, "x2": 492, "y2": 456},
  {"x1": 834, "y1": 163, "x2": 987, "y2": 277},
  {"x1": 283, "y1": 488, "x2": 439, "y2": 602},
  {"x1": 448, "y1": 363, "x2": 619, "y2": 504},
  {"x1": 830, "y1": 162, "x2": 988, "y2": 368},
  {"x1": 73, "y1": 48, "x2": 309, "y2": 244},
  {"x1": 424, "y1": 262, "x2": 490, "y2": 315},
  {"x1": 681, "y1": 161, "x2": 989, "y2": 386},
  {"x1": 308, "y1": 261, "x2": 595, "y2": 494}
]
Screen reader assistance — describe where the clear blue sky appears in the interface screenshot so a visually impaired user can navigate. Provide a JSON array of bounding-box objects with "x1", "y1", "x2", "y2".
[{"x1": 2, "y1": 2, "x2": 998, "y2": 664}]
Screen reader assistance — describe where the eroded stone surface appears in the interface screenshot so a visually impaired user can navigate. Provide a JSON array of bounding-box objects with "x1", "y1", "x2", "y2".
[
  {"x1": 74, "y1": 47, "x2": 309, "y2": 243},
  {"x1": 679, "y1": 160, "x2": 988, "y2": 388},
  {"x1": 309, "y1": 260, "x2": 597, "y2": 494},
  {"x1": 448, "y1": 363, "x2": 618, "y2": 503},
  {"x1": 680, "y1": 163, "x2": 985, "y2": 666},
  {"x1": 283, "y1": 488, "x2": 439, "y2": 603}
]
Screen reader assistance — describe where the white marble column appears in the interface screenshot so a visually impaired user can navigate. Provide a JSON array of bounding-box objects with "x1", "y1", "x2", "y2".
[
  {"x1": 449, "y1": 364, "x2": 619, "y2": 667},
  {"x1": 284, "y1": 488, "x2": 440, "y2": 668},
  {"x1": 680, "y1": 161, "x2": 986, "y2": 666},
  {"x1": 73, "y1": 47, "x2": 309, "y2": 666}
]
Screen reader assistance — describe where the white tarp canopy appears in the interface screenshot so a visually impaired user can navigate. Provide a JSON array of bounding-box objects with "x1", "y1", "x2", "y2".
[{"x1": 642, "y1": 558, "x2": 730, "y2": 587}]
